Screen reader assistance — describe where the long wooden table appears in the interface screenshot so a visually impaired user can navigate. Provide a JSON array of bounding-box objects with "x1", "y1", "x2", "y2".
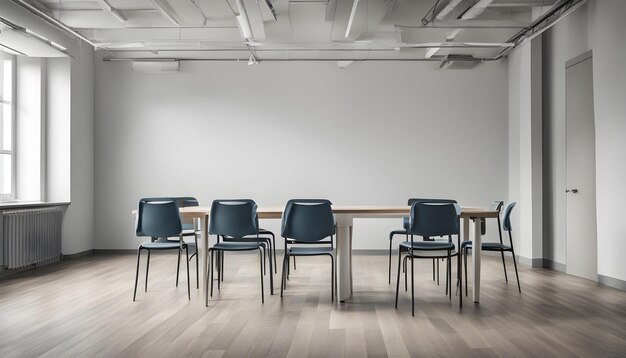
[{"x1": 168, "y1": 205, "x2": 499, "y2": 305}]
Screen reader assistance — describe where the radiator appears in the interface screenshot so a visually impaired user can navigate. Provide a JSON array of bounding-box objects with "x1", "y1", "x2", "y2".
[{"x1": 2, "y1": 207, "x2": 63, "y2": 269}]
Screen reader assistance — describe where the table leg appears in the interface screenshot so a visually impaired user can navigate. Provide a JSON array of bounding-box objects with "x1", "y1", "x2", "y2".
[
  {"x1": 472, "y1": 217, "x2": 482, "y2": 303},
  {"x1": 201, "y1": 214, "x2": 209, "y2": 305},
  {"x1": 336, "y1": 215, "x2": 354, "y2": 302}
]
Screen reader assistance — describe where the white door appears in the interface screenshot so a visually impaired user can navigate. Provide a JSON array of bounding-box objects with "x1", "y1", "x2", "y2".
[{"x1": 565, "y1": 52, "x2": 597, "y2": 281}]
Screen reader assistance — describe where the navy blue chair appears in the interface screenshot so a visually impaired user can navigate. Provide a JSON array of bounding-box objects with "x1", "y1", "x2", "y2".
[
  {"x1": 141, "y1": 197, "x2": 200, "y2": 289},
  {"x1": 206, "y1": 199, "x2": 272, "y2": 306},
  {"x1": 133, "y1": 199, "x2": 190, "y2": 301},
  {"x1": 280, "y1": 199, "x2": 336, "y2": 302},
  {"x1": 388, "y1": 198, "x2": 458, "y2": 285},
  {"x1": 219, "y1": 229, "x2": 276, "y2": 278},
  {"x1": 395, "y1": 202, "x2": 462, "y2": 315},
  {"x1": 463, "y1": 202, "x2": 520, "y2": 294}
]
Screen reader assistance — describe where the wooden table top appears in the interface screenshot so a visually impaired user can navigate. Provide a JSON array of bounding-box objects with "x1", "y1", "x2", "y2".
[{"x1": 169, "y1": 205, "x2": 499, "y2": 219}]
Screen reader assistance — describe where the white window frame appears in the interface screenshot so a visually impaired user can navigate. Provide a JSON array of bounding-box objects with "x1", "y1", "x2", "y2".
[{"x1": 0, "y1": 52, "x2": 16, "y2": 201}]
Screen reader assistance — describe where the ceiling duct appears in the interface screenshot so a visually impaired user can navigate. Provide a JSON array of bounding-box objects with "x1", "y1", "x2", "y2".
[{"x1": 438, "y1": 55, "x2": 477, "y2": 69}]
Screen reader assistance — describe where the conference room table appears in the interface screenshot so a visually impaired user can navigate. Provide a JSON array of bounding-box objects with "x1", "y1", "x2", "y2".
[{"x1": 171, "y1": 205, "x2": 499, "y2": 305}]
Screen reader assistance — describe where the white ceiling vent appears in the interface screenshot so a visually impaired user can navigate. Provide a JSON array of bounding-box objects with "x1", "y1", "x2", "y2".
[{"x1": 438, "y1": 55, "x2": 478, "y2": 70}]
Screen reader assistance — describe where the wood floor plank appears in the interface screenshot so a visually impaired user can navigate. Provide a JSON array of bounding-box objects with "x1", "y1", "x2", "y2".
[{"x1": 1, "y1": 252, "x2": 625, "y2": 357}]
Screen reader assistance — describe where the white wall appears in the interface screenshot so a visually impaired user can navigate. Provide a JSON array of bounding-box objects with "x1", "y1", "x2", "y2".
[
  {"x1": 94, "y1": 59, "x2": 509, "y2": 250},
  {"x1": 61, "y1": 44, "x2": 95, "y2": 255},
  {"x1": 508, "y1": 37, "x2": 543, "y2": 265},
  {"x1": 542, "y1": 0, "x2": 626, "y2": 284}
]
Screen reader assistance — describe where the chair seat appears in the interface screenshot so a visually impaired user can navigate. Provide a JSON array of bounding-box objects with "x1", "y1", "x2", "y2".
[
  {"x1": 400, "y1": 241, "x2": 455, "y2": 250},
  {"x1": 462, "y1": 241, "x2": 511, "y2": 251},
  {"x1": 140, "y1": 242, "x2": 185, "y2": 250},
  {"x1": 222, "y1": 236, "x2": 269, "y2": 244},
  {"x1": 288, "y1": 246, "x2": 334, "y2": 256},
  {"x1": 211, "y1": 241, "x2": 262, "y2": 251},
  {"x1": 259, "y1": 228, "x2": 274, "y2": 235}
]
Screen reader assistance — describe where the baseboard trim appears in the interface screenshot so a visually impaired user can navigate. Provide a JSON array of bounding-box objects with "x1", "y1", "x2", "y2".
[
  {"x1": 518, "y1": 256, "x2": 543, "y2": 268},
  {"x1": 598, "y1": 274, "x2": 626, "y2": 291},
  {"x1": 94, "y1": 249, "x2": 137, "y2": 255},
  {"x1": 62, "y1": 249, "x2": 95, "y2": 260},
  {"x1": 542, "y1": 259, "x2": 566, "y2": 273}
]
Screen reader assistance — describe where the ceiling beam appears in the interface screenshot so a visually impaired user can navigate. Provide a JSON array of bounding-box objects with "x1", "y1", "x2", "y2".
[
  {"x1": 397, "y1": 20, "x2": 528, "y2": 29},
  {"x1": 150, "y1": 0, "x2": 181, "y2": 26},
  {"x1": 94, "y1": 0, "x2": 127, "y2": 23}
]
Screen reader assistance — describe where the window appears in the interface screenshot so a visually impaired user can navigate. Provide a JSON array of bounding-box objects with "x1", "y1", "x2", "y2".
[{"x1": 0, "y1": 51, "x2": 15, "y2": 200}]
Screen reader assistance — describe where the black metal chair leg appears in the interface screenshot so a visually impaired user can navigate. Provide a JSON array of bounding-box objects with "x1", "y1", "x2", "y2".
[
  {"x1": 446, "y1": 250, "x2": 452, "y2": 300},
  {"x1": 218, "y1": 252, "x2": 222, "y2": 289},
  {"x1": 210, "y1": 250, "x2": 215, "y2": 297},
  {"x1": 145, "y1": 250, "x2": 151, "y2": 292},
  {"x1": 133, "y1": 248, "x2": 142, "y2": 301},
  {"x1": 221, "y1": 251, "x2": 225, "y2": 282},
  {"x1": 395, "y1": 249, "x2": 402, "y2": 309},
  {"x1": 330, "y1": 254, "x2": 335, "y2": 302},
  {"x1": 176, "y1": 249, "x2": 181, "y2": 287},
  {"x1": 206, "y1": 249, "x2": 211, "y2": 307},
  {"x1": 411, "y1": 250, "x2": 415, "y2": 317},
  {"x1": 259, "y1": 248, "x2": 265, "y2": 304},
  {"x1": 185, "y1": 247, "x2": 191, "y2": 300},
  {"x1": 269, "y1": 233, "x2": 277, "y2": 274},
  {"x1": 456, "y1": 250, "x2": 463, "y2": 309},
  {"x1": 436, "y1": 259, "x2": 440, "y2": 285},
  {"x1": 268, "y1": 244, "x2": 274, "y2": 295},
  {"x1": 388, "y1": 234, "x2": 393, "y2": 284},
  {"x1": 280, "y1": 254, "x2": 287, "y2": 297},
  {"x1": 293, "y1": 256, "x2": 297, "y2": 270},
  {"x1": 500, "y1": 250, "x2": 509, "y2": 282},
  {"x1": 511, "y1": 250, "x2": 521, "y2": 293},
  {"x1": 262, "y1": 244, "x2": 266, "y2": 275},
  {"x1": 404, "y1": 256, "x2": 408, "y2": 292}
]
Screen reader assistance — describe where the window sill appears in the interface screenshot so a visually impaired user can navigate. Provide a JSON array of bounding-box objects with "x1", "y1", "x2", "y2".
[{"x1": 0, "y1": 201, "x2": 70, "y2": 209}]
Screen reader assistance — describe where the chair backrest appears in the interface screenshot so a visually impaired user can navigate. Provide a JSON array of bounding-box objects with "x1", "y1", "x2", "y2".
[
  {"x1": 408, "y1": 202, "x2": 460, "y2": 237},
  {"x1": 136, "y1": 199, "x2": 182, "y2": 239},
  {"x1": 407, "y1": 198, "x2": 457, "y2": 206},
  {"x1": 281, "y1": 199, "x2": 335, "y2": 243},
  {"x1": 209, "y1": 199, "x2": 258, "y2": 239},
  {"x1": 502, "y1": 202, "x2": 517, "y2": 232},
  {"x1": 489, "y1": 200, "x2": 504, "y2": 212},
  {"x1": 176, "y1": 197, "x2": 199, "y2": 208}
]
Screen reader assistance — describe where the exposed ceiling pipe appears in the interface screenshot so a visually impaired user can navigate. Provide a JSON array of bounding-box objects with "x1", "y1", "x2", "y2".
[
  {"x1": 104, "y1": 57, "x2": 498, "y2": 62},
  {"x1": 12, "y1": 0, "x2": 97, "y2": 48},
  {"x1": 150, "y1": 0, "x2": 181, "y2": 26},
  {"x1": 345, "y1": 0, "x2": 360, "y2": 38},
  {"x1": 436, "y1": 0, "x2": 463, "y2": 20},
  {"x1": 446, "y1": 0, "x2": 495, "y2": 40},
  {"x1": 495, "y1": 0, "x2": 584, "y2": 59},
  {"x1": 234, "y1": 0, "x2": 253, "y2": 40}
]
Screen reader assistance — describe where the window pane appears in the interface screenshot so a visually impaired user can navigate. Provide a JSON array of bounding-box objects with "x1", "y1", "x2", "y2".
[
  {"x1": 0, "y1": 153, "x2": 11, "y2": 196},
  {"x1": 3, "y1": 57, "x2": 11, "y2": 102},
  {"x1": 1, "y1": 57, "x2": 11, "y2": 151},
  {"x1": 2, "y1": 104, "x2": 9, "y2": 151}
]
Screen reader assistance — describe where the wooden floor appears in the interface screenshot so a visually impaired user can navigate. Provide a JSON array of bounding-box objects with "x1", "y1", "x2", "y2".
[{"x1": 1, "y1": 252, "x2": 625, "y2": 358}]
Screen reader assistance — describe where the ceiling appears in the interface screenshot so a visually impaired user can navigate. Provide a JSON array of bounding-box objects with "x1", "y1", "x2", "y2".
[{"x1": 16, "y1": 0, "x2": 562, "y2": 62}]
